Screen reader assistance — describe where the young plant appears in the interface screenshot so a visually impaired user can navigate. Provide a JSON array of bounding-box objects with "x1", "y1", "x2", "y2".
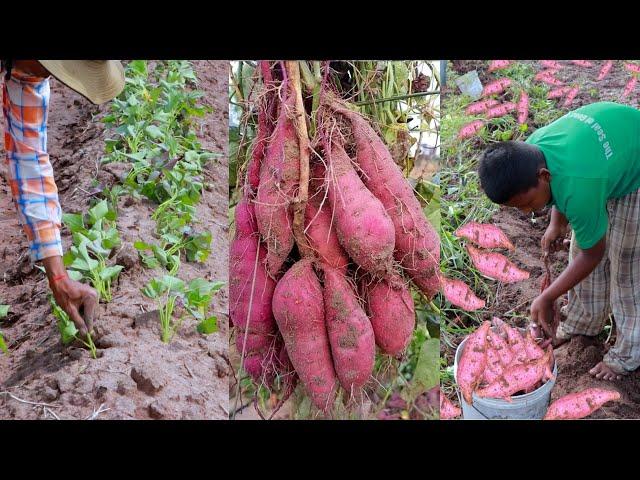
[
  {"x1": 141, "y1": 275, "x2": 224, "y2": 343},
  {"x1": 50, "y1": 297, "x2": 97, "y2": 359},
  {"x1": 62, "y1": 199, "x2": 123, "y2": 302}
]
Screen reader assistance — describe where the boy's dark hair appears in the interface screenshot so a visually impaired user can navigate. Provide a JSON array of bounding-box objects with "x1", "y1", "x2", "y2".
[{"x1": 478, "y1": 141, "x2": 546, "y2": 204}]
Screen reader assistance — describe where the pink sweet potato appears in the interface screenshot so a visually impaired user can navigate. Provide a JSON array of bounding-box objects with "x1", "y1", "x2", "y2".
[
  {"x1": 272, "y1": 258, "x2": 338, "y2": 410},
  {"x1": 230, "y1": 198, "x2": 277, "y2": 335},
  {"x1": 457, "y1": 321, "x2": 491, "y2": 404},
  {"x1": 476, "y1": 349, "x2": 554, "y2": 400},
  {"x1": 465, "y1": 99, "x2": 499, "y2": 115},
  {"x1": 488, "y1": 60, "x2": 511, "y2": 72},
  {"x1": 466, "y1": 245, "x2": 530, "y2": 283},
  {"x1": 547, "y1": 86, "x2": 571, "y2": 99},
  {"x1": 482, "y1": 78, "x2": 512, "y2": 97},
  {"x1": 454, "y1": 222, "x2": 515, "y2": 251},
  {"x1": 540, "y1": 60, "x2": 563, "y2": 69},
  {"x1": 524, "y1": 330, "x2": 545, "y2": 361},
  {"x1": 544, "y1": 388, "x2": 621, "y2": 420},
  {"x1": 624, "y1": 63, "x2": 640, "y2": 73},
  {"x1": 324, "y1": 137, "x2": 396, "y2": 277},
  {"x1": 362, "y1": 273, "x2": 415, "y2": 355},
  {"x1": 331, "y1": 102, "x2": 440, "y2": 297},
  {"x1": 492, "y1": 318, "x2": 527, "y2": 364},
  {"x1": 571, "y1": 60, "x2": 593, "y2": 68},
  {"x1": 623, "y1": 77, "x2": 637, "y2": 98},
  {"x1": 598, "y1": 61, "x2": 614, "y2": 80},
  {"x1": 486, "y1": 102, "x2": 516, "y2": 119},
  {"x1": 517, "y1": 90, "x2": 529, "y2": 124},
  {"x1": 535, "y1": 70, "x2": 564, "y2": 86},
  {"x1": 484, "y1": 344, "x2": 505, "y2": 380},
  {"x1": 440, "y1": 392, "x2": 462, "y2": 419},
  {"x1": 563, "y1": 86, "x2": 580, "y2": 107},
  {"x1": 235, "y1": 332, "x2": 276, "y2": 382},
  {"x1": 304, "y1": 164, "x2": 350, "y2": 272},
  {"x1": 458, "y1": 120, "x2": 485, "y2": 139},
  {"x1": 255, "y1": 87, "x2": 300, "y2": 277},
  {"x1": 321, "y1": 264, "x2": 375, "y2": 392},
  {"x1": 441, "y1": 276, "x2": 486, "y2": 311},
  {"x1": 488, "y1": 329, "x2": 513, "y2": 367},
  {"x1": 246, "y1": 61, "x2": 278, "y2": 193}
]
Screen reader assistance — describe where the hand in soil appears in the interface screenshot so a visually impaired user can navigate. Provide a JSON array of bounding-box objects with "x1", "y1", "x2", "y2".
[
  {"x1": 50, "y1": 277, "x2": 98, "y2": 338},
  {"x1": 530, "y1": 294, "x2": 556, "y2": 340},
  {"x1": 589, "y1": 362, "x2": 626, "y2": 381}
]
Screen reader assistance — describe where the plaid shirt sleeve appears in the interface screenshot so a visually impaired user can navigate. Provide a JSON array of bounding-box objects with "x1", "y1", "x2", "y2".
[{"x1": 2, "y1": 67, "x2": 63, "y2": 262}]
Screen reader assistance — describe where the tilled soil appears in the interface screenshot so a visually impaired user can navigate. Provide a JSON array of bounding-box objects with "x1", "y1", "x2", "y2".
[
  {"x1": 444, "y1": 59, "x2": 640, "y2": 419},
  {"x1": 0, "y1": 60, "x2": 229, "y2": 420}
]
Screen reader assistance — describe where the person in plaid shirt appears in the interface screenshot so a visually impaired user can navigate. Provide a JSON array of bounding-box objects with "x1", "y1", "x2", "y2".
[{"x1": 1, "y1": 60, "x2": 124, "y2": 339}]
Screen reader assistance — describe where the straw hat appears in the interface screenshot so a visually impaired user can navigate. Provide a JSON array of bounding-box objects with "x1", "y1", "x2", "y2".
[{"x1": 37, "y1": 60, "x2": 125, "y2": 105}]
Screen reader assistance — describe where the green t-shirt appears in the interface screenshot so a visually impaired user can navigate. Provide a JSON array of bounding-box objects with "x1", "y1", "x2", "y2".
[{"x1": 526, "y1": 102, "x2": 640, "y2": 249}]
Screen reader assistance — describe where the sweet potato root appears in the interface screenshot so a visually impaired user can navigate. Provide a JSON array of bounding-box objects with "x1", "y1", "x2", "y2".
[
  {"x1": 362, "y1": 273, "x2": 415, "y2": 355},
  {"x1": 441, "y1": 276, "x2": 486, "y2": 311},
  {"x1": 486, "y1": 102, "x2": 516, "y2": 119},
  {"x1": 517, "y1": 90, "x2": 529, "y2": 124},
  {"x1": 321, "y1": 264, "x2": 375, "y2": 393},
  {"x1": 457, "y1": 321, "x2": 490, "y2": 404},
  {"x1": 440, "y1": 392, "x2": 462, "y2": 419},
  {"x1": 272, "y1": 259, "x2": 338, "y2": 410},
  {"x1": 466, "y1": 245, "x2": 530, "y2": 283},
  {"x1": 544, "y1": 388, "x2": 621, "y2": 420},
  {"x1": 324, "y1": 136, "x2": 396, "y2": 277},
  {"x1": 454, "y1": 222, "x2": 515, "y2": 251},
  {"x1": 458, "y1": 120, "x2": 485, "y2": 139},
  {"x1": 488, "y1": 60, "x2": 511, "y2": 72},
  {"x1": 598, "y1": 61, "x2": 614, "y2": 80},
  {"x1": 255, "y1": 88, "x2": 300, "y2": 277},
  {"x1": 330, "y1": 102, "x2": 440, "y2": 296},
  {"x1": 563, "y1": 86, "x2": 580, "y2": 107},
  {"x1": 465, "y1": 99, "x2": 499, "y2": 115}
]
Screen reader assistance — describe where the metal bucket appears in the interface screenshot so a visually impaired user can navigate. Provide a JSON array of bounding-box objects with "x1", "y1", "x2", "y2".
[{"x1": 453, "y1": 335, "x2": 557, "y2": 420}]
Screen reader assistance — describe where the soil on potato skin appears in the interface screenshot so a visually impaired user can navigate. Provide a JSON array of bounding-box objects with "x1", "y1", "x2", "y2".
[
  {"x1": 444, "y1": 59, "x2": 640, "y2": 420},
  {"x1": 0, "y1": 60, "x2": 229, "y2": 420}
]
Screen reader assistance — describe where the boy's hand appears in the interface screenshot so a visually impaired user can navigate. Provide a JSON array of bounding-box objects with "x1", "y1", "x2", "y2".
[
  {"x1": 541, "y1": 224, "x2": 566, "y2": 254},
  {"x1": 530, "y1": 293, "x2": 555, "y2": 339},
  {"x1": 43, "y1": 256, "x2": 98, "y2": 338}
]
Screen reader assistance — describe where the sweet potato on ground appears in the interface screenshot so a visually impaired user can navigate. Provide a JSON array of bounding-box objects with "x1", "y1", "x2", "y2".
[
  {"x1": 544, "y1": 388, "x2": 621, "y2": 420},
  {"x1": 324, "y1": 136, "x2": 396, "y2": 277},
  {"x1": 466, "y1": 245, "x2": 530, "y2": 283},
  {"x1": 272, "y1": 258, "x2": 338, "y2": 410},
  {"x1": 458, "y1": 120, "x2": 485, "y2": 140},
  {"x1": 362, "y1": 273, "x2": 415, "y2": 355},
  {"x1": 321, "y1": 264, "x2": 375, "y2": 393},
  {"x1": 454, "y1": 222, "x2": 515, "y2": 251},
  {"x1": 331, "y1": 101, "x2": 440, "y2": 297},
  {"x1": 441, "y1": 276, "x2": 485, "y2": 311}
]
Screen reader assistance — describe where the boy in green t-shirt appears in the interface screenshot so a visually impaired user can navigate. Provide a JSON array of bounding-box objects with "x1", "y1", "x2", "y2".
[{"x1": 478, "y1": 101, "x2": 640, "y2": 381}]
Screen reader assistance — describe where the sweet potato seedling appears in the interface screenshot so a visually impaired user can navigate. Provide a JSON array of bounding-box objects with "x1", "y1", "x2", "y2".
[
  {"x1": 50, "y1": 297, "x2": 97, "y2": 359},
  {"x1": 142, "y1": 275, "x2": 223, "y2": 343},
  {"x1": 62, "y1": 199, "x2": 123, "y2": 302}
]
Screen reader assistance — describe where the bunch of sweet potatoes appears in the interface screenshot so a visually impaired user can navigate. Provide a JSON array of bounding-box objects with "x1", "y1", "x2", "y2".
[
  {"x1": 230, "y1": 62, "x2": 441, "y2": 413},
  {"x1": 457, "y1": 318, "x2": 555, "y2": 405}
]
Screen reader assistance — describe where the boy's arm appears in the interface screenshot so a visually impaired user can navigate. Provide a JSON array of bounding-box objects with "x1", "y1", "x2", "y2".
[
  {"x1": 531, "y1": 235, "x2": 606, "y2": 335},
  {"x1": 541, "y1": 206, "x2": 569, "y2": 254}
]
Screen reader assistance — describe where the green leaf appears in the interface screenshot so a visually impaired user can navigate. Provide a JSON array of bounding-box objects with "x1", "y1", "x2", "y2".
[
  {"x1": 196, "y1": 316, "x2": 217, "y2": 335},
  {"x1": 162, "y1": 275, "x2": 185, "y2": 293},
  {"x1": 99, "y1": 265, "x2": 124, "y2": 281},
  {"x1": 142, "y1": 278, "x2": 164, "y2": 299},
  {"x1": 88, "y1": 200, "x2": 110, "y2": 225},
  {"x1": 0, "y1": 332, "x2": 7, "y2": 354},
  {"x1": 62, "y1": 213, "x2": 85, "y2": 233},
  {"x1": 134, "y1": 240, "x2": 153, "y2": 251},
  {"x1": 68, "y1": 270, "x2": 84, "y2": 282},
  {"x1": 145, "y1": 125, "x2": 164, "y2": 140},
  {"x1": 411, "y1": 338, "x2": 440, "y2": 395},
  {"x1": 0, "y1": 305, "x2": 9, "y2": 318}
]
